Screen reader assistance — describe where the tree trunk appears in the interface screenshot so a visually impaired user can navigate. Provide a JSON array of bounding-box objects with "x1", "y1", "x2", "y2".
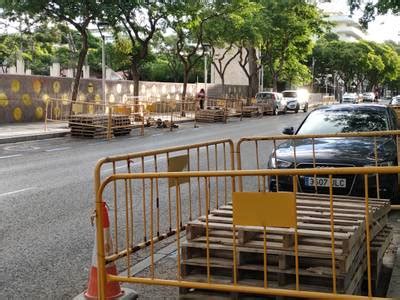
[
  {"x1": 248, "y1": 47, "x2": 259, "y2": 97},
  {"x1": 71, "y1": 30, "x2": 88, "y2": 103},
  {"x1": 131, "y1": 63, "x2": 140, "y2": 97},
  {"x1": 181, "y1": 69, "x2": 189, "y2": 112},
  {"x1": 272, "y1": 74, "x2": 278, "y2": 92},
  {"x1": 221, "y1": 77, "x2": 225, "y2": 97}
]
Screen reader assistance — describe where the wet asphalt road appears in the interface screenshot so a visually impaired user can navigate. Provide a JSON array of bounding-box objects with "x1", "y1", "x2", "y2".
[{"x1": 0, "y1": 113, "x2": 306, "y2": 299}]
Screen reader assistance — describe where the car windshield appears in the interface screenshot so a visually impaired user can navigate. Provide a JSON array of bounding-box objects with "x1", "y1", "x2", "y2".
[
  {"x1": 282, "y1": 91, "x2": 297, "y2": 98},
  {"x1": 297, "y1": 109, "x2": 389, "y2": 135},
  {"x1": 256, "y1": 93, "x2": 274, "y2": 100}
]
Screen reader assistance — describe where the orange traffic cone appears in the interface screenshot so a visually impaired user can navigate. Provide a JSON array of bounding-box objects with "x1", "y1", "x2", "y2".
[{"x1": 84, "y1": 202, "x2": 124, "y2": 299}]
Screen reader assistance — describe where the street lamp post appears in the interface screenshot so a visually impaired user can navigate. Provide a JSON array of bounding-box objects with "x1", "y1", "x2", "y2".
[
  {"x1": 204, "y1": 51, "x2": 208, "y2": 98},
  {"x1": 97, "y1": 22, "x2": 108, "y2": 110}
]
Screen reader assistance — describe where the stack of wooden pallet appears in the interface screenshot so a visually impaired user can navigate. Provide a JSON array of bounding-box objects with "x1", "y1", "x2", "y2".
[
  {"x1": 112, "y1": 115, "x2": 133, "y2": 136},
  {"x1": 69, "y1": 114, "x2": 108, "y2": 138},
  {"x1": 241, "y1": 106, "x2": 259, "y2": 117},
  {"x1": 195, "y1": 109, "x2": 225, "y2": 123},
  {"x1": 180, "y1": 193, "x2": 392, "y2": 297}
]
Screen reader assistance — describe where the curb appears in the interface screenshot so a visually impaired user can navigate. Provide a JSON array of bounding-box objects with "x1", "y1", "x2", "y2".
[{"x1": 0, "y1": 131, "x2": 70, "y2": 144}]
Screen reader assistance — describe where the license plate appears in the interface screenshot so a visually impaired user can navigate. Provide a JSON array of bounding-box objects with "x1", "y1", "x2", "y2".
[{"x1": 305, "y1": 177, "x2": 346, "y2": 188}]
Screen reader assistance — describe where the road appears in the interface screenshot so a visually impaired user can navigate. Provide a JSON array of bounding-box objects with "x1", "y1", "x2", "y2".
[{"x1": 0, "y1": 112, "x2": 306, "y2": 299}]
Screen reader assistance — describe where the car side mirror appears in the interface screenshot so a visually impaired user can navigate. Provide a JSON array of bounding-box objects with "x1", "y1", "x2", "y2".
[{"x1": 282, "y1": 127, "x2": 294, "y2": 135}]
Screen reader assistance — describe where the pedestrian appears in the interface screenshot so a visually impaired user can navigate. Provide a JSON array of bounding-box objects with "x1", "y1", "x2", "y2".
[{"x1": 197, "y1": 88, "x2": 205, "y2": 110}]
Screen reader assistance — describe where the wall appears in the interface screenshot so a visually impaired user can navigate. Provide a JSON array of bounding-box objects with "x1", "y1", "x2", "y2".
[{"x1": 0, "y1": 74, "x2": 248, "y2": 123}]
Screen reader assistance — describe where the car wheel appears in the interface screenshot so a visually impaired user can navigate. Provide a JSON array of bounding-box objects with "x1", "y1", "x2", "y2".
[
  {"x1": 295, "y1": 107, "x2": 299, "y2": 113},
  {"x1": 303, "y1": 103, "x2": 308, "y2": 112},
  {"x1": 273, "y1": 107, "x2": 277, "y2": 115},
  {"x1": 282, "y1": 107, "x2": 287, "y2": 114}
]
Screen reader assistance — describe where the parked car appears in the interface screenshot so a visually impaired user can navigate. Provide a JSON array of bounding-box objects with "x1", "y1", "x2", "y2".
[
  {"x1": 362, "y1": 92, "x2": 375, "y2": 102},
  {"x1": 268, "y1": 104, "x2": 399, "y2": 203},
  {"x1": 342, "y1": 93, "x2": 359, "y2": 104},
  {"x1": 390, "y1": 96, "x2": 400, "y2": 105},
  {"x1": 255, "y1": 92, "x2": 287, "y2": 115},
  {"x1": 281, "y1": 90, "x2": 309, "y2": 113}
]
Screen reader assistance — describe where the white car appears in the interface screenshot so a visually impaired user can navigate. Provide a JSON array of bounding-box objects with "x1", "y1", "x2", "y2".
[
  {"x1": 362, "y1": 92, "x2": 375, "y2": 102},
  {"x1": 281, "y1": 90, "x2": 309, "y2": 113},
  {"x1": 342, "y1": 93, "x2": 359, "y2": 104}
]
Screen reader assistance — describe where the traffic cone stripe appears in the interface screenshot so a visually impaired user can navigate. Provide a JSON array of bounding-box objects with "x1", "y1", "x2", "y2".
[{"x1": 84, "y1": 201, "x2": 124, "y2": 299}]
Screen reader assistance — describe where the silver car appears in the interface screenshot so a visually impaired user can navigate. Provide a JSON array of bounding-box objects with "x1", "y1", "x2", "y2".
[{"x1": 281, "y1": 90, "x2": 309, "y2": 113}]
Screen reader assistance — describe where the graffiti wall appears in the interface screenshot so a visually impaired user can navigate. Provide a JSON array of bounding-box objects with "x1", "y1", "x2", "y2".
[{"x1": 0, "y1": 74, "x2": 248, "y2": 124}]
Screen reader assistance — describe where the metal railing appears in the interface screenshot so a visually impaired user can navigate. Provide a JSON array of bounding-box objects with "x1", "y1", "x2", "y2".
[
  {"x1": 45, "y1": 98, "x2": 145, "y2": 139},
  {"x1": 94, "y1": 139, "x2": 235, "y2": 259},
  {"x1": 236, "y1": 131, "x2": 400, "y2": 202},
  {"x1": 94, "y1": 166, "x2": 396, "y2": 299}
]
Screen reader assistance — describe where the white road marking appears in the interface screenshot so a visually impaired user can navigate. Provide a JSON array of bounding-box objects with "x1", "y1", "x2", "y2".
[
  {"x1": 151, "y1": 133, "x2": 163, "y2": 137},
  {"x1": 0, "y1": 187, "x2": 36, "y2": 197},
  {"x1": 45, "y1": 147, "x2": 71, "y2": 152},
  {"x1": 0, "y1": 154, "x2": 23, "y2": 159}
]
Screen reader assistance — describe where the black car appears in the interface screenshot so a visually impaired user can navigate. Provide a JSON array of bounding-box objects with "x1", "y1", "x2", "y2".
[{"x1": 268, "y1": 104, "x2": 399, "y2": 203}]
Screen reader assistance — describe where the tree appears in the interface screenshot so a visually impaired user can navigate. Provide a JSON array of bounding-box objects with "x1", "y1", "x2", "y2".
[
  {"x1": 104, "y1": 1, "x2": 168, "y2": 96},
  {"x1": 167, "y1": 0, "x2": 216, "y2": 101},
  {"x1": 203, "y1": 0, "x2": 261, "y2": 96},
  {"x1": 258, "y1": 0, "x2": 325, "y2": 91},
  {"x1": 349, "y1": 0, "x2": 399, "y2": 28},
  {"x1": 2, "y1": 0, "x2": 102, "y2": 104}
]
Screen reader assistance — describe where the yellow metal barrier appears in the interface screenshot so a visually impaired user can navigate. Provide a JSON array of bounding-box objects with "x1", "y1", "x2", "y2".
[
  {"x1": 205, "y1": 97, "x2": 245, "y2": 122},
  {"x1": 94, "y1": 166, "x2": 396, "y2": 299},
  {"x1": 236, "y1": 131, "x2": 400, "y2": 203},
  {"x1": 94, "y1": 139, "x2": 235, "y2": 259},
  {"x1": 45, "y1": 98, "x2": 145, "y2": 139}
]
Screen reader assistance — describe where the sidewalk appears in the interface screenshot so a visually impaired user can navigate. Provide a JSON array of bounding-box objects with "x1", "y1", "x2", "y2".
[{"x1": 0, "y1": 122, "x2": 70, "y2": 144}]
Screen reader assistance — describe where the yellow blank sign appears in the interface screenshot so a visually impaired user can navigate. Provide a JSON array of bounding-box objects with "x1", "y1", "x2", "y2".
[{"x1": 233, "y1": 192, "x2": 296, "y2": 228}]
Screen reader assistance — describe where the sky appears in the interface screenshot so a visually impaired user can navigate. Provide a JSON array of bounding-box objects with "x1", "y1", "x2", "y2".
[
  {"x1": 1, "y1": 2, "x2": 399, "y2": 43},
  {"x1": 318, "y1": 0, "x2": 400, "y2": 43}
]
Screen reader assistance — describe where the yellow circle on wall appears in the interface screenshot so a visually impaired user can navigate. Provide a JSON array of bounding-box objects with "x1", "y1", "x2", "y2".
[
  {"x1": 109, "y1": 94, "x2": 115, "y2": 103},
  {"x1": 32, "y1": 79, "x2": 42, "y2": 94},
  {"x1": 79, "y1": 94, "x2": 86, "y2": 102},
  {"x1": 88, "y1": 83, "x2": 94, "y2": 94},
  {"x1": 13, "y1": 107, "x2": 23, "y2": 121},
  {"x1": 53, "y1": 81, "x2": 61, "y2": 93},
  {"x1": 54, "y1": 107, "x2": 61, "y2": 118},
  {"x1": 61, "y1": 93, "x2": 69, "y2": 105},
  {"x1": 95, "y1": 94, "x2": 101, "y2": 103},
  {"x1": 22, "y1": 94, "x2": 32, "y2": 106},
  {"x1": 42, "y1": 94, "x2": 50, "y2": 104},
  {"x1": 11, "y1": 80, "x2": 21, "y2": 93},
  {"x1": 0, "y1": 92, "x2": 8, "y2": 107},
  {"x1": 35, "y1": 107, "x2": 43, "y2": 120},
  {"x1": 33, "y1": 79, "x2": 41, "y2": 94}
]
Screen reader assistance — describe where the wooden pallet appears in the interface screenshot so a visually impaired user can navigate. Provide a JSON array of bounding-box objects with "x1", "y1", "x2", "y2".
[
  {"x1": 180, "y1": 193, "x2": 391, "y2": 296},
  {"x1": 364, "y1": 225, "x2": 393, "y2": 293},
  {"x1": 69, "y1": 114, "x2": 108, "y2": 138},
  {"x1": 112, "y1": 115, "x2": 133, "y2": 136},
  {"x1": 240, "y1": 106, "x2": 259, "y2": 118},
  {"x1": 195, "y1": 109, "x2": 225, "y2": 123}
]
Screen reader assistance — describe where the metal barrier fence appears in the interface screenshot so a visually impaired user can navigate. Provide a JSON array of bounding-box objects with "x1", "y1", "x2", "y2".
[
  {"x1": 94, "y1": 166, "x2": 397, "y2": 299},
  {"x1": 236, "y1": 131, "x2": 400, "y2": 201},
  {"x1": 206, "y1": 97, "x2": 244, "y2": 121},
  {"x1": 139, "y1": 97, "x2": 197, "y2": 127},
  {"x1": 94, "y1": 139, "x2": 235, "y2": 259},
  {"x1": 45, "y1": 98, "x2": 145, "y2": 138}
]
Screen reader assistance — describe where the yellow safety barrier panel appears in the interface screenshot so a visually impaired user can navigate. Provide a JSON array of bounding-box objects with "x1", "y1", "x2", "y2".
[
  {"x1": 94, "y1": 139, "x2": 235, "y2": 259},
  {"x1": 236, "y1": 130, "x2": 400, "y2": 210},
  {"x1": 45, "y1": 98, "x2": 145, "y2": 139},
  {"x1": 93, "y1": 163, "x2": 397, "y2": 299}
]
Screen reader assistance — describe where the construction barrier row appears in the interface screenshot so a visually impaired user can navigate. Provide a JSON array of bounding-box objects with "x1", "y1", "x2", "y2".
[{"x1": 89, "y1": 131, "x2": 400, "y2": 299}]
